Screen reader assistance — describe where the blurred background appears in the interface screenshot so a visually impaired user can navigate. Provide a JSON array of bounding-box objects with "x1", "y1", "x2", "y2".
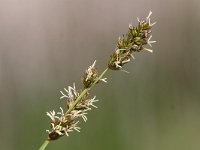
[{"x1": 0, "y1": 0, "x2": 200, "y2": 150}]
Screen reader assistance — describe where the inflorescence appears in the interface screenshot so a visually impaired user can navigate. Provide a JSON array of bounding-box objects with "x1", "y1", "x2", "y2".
[
  {"x1": 108, "y1": 11, "x2": 156, "y2": 71},
  {"x1": 45, "y1": 11, "x2": 156, "y2": 141}
]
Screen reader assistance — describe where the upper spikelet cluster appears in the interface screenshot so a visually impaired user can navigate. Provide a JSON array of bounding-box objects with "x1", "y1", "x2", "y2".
[{"x1": 108, "y1": 11, "x2": 156, "y2": 71}]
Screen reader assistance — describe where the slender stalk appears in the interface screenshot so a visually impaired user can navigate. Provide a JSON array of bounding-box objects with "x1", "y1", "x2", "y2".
[
  {"x1": 66, "y1": 88, "x2": 88, "y2": 114},
  {"x1": 38, "y1": 68, "x2": 109, "y2": 150},
  {"x1": 38, "y1": 140, "x2": 50, "y2": 150},
  {"x1": 91, "y1": 68, "x2": 109, "y2": 88}
]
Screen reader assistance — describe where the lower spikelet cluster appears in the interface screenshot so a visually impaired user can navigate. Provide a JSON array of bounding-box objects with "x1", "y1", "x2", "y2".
[
  {"x1": 46, "y1": 83, "x2": 99, "y2": 140},
  {"x1": 46, "y1": 61, "x2": 106, "y2": 140},
  {"x1": 108, "y1": 11, "x2": 156, "y2": 71}
]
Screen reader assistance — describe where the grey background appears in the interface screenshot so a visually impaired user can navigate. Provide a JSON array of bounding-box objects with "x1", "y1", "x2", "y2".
[{"x1": 0, "y1": 0, "x2": 200, "y2": 150}]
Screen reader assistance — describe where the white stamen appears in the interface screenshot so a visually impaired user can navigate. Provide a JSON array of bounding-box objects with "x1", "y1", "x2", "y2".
[
  {"x1": 144, "y1": 48, "x2": 153, "y2": 53},
  {"x1": 81, "y1": 113, "x2": 88, "y2": 122},
  {"x1": 56, "y1": 130, "x2": 63, "y2": 135},
  {"x1": 91, "y1": 60, "x2": 96, "y2": 68},
  {"x1": 64, "y1": 130, "x2": 69, "y2": 136},
  {"x1": 147, "y1": 35, "x2": 156, "y2": 47},
  {"x1": 130, "y1": 54, "x2": 135, "y2": 59},
  {"x1": 46, "y1": 111, "x2": 56, "y2": 121},
  {"x1": 100, "y1": 78, "x2": 107, "y2": 83},
  {"x1": 121, "y1": 69, "x2": 130, "y2": 74},
  {"x1": 137, "y1": 17, "x2": 140, "y2": 22},
  {"x1": 129, "y1": 24, "x2": 133, "y2": 29},
  {"x1": 147, "y1": 11, "x2": 152, "y2": 20}
]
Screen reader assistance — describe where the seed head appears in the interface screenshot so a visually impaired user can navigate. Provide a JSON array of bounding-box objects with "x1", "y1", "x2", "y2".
[{"x1": 108, "y1": 11, "x2": 156, "y2": 70}]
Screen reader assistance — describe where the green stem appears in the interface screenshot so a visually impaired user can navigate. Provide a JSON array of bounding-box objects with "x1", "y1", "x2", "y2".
[
  {"x1": 38, "y1": 140, "x2": 50, "y2": 150},
  {"x1": 66, "y1": 88, "x2": 88, "y2": 113}
]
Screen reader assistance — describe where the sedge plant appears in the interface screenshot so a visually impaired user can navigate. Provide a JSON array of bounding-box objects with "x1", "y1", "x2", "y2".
[{"x1": 38, "y1": 11, "x2": 156, "y2": 150}]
